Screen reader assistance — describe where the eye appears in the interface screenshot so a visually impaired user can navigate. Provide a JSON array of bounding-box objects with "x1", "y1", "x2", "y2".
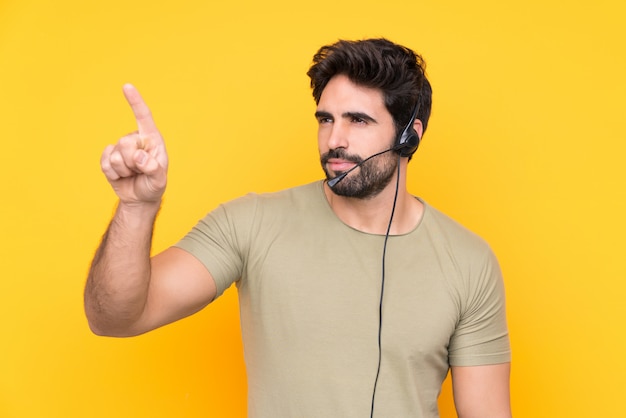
[
  {"x1": 347, "y1": 112, "x2": 374, "y2": 125},
  {"x1": 317, "y1": 116, "x2": 333, "y2": 124}
]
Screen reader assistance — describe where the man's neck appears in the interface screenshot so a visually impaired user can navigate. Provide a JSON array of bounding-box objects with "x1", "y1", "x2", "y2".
[{"x1": 323, "y1": 181, "x2": 423, "y2": 235}]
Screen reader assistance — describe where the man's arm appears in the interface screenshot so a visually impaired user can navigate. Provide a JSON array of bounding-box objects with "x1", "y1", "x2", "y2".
[
  {"x1": 451, "y1": 363, "x2": 512, "y2": 418},
  {"x1": 85, "y1": 207, "x2": 217, "y2": 337},
  {"x1": 84, "y1": 84, "x2": 216, "y2": 337}
]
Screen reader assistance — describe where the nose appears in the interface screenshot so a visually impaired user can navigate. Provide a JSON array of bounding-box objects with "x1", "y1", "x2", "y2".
[{"x1": 326, "y1": 121, "x2": 348, "y2": 150}]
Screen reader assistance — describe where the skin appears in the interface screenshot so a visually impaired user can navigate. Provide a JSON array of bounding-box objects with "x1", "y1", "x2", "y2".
[
  {"x1": 85, "y1": 79, "x2": 511, "y2": 417},
  {"x1": 85, "y1": 84, "x2": 216, "y2": 337},
  {"x1": 315, "y1": 74, "x2": 424, "y2": 235}
]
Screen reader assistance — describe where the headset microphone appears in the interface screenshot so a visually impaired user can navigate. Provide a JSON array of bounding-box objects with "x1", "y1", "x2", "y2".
[{"x1": 327, "y1": 148, "x2": 395, "y2": 188}]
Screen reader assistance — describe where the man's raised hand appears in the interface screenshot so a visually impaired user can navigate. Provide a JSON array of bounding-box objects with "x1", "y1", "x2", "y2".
[{"x1": 101, "y1": 84, "x2": 168, "y2": 206}]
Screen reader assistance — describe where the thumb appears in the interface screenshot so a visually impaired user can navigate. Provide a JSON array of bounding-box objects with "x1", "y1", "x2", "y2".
[
  {"x1": 134, "y1": 149, "x2": 149, "y2": 166},
  {"x1": 134, "y1": 149, "x2": 167, "y2": 191}
]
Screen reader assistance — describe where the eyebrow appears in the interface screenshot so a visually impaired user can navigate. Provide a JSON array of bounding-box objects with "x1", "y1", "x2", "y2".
[
  {"x1": 314, "y1": 110, "x2": 332, "y2": 120},
  {"x1": 314, "y1": 110, "x2": 378, "y2": 124},
  {"x1": 344, "y1": 111, "x2": 377, "y2": 124}
]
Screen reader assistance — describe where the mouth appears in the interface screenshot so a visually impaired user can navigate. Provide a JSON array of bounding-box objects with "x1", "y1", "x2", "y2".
[{"x1": 326, "y1": 158, "x2": 358, "y2": 173}]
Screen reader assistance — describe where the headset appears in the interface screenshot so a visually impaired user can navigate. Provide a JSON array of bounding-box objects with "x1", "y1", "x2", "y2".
[
  {"x1": 327, "y1": 97, "x2": 423, "y2": 188},
  {"x1": 394, "y1": 99, "x2": 422, "y2": 157},
  {"x1": 325, "y1": 92, "x2": 425, "y2": 417},
  {"x1": 369, "y1": 94, "x2": 423, "y2": 418}
]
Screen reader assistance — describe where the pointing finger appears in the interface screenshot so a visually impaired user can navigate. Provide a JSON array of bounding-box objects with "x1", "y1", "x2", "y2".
[{"x1": 122, "y1": 84, "x2": 159, "y2": 138}]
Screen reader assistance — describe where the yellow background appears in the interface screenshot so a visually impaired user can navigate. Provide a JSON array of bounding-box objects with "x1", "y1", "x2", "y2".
[{"x1": 1, "y1": 0, "x2": 624, "y2": 416}]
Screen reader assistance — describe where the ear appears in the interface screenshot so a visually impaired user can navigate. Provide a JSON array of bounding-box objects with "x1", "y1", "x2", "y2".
[{"x1": 413, "y1": 119, "x2": 424, "y2": 140}]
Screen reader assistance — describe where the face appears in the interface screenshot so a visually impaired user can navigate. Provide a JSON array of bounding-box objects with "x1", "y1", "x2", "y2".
[{"x1": 316, "y1": 75, "x2": 398, "y2": 199}]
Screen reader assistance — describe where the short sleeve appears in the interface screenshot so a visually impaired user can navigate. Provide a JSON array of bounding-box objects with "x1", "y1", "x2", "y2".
[
  {"x1": 174, "y1": 196, "x2": 256, "y2": 298},
  {"x1": 448, "y1": 248, "x2": 511, "y2": 366}
]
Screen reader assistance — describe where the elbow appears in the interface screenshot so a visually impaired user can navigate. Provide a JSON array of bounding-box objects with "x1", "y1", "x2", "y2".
[
  {"x1": 86, "y1": 318, "x2": 140, "y2": 338},
  {"x1": 86, "y1": 316, "x2": 122, "y2": 337},
  {"x1": 86, "y1": 318, "x2": 113, "y2": 337},
  {"x1": 83, "y1": 294, "x2": 142, "y2": 337},
  {"x1": 84, "y1": 307, "x2": 141, "y2": 338}
]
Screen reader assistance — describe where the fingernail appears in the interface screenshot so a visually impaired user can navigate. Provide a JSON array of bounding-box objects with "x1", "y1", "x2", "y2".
[{"x1": 136, "y1": 150, "x2": 147, "y2": 165}]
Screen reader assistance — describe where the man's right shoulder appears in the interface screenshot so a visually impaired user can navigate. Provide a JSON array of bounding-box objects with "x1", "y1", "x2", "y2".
[{"x1": 221, "y1": 180, "x2": 324, "y2": 213}]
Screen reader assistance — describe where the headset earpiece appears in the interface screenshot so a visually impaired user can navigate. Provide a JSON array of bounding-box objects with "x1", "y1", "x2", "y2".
[
  {"x1": 397, "y1": 129, "x2": 420, "y2": 157},
  {"x1": 395, "y1": 101, "x2": 421, "y2": 157}
]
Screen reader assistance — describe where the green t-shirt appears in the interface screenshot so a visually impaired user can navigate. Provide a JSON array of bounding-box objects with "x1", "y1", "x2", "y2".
[{"x1": 176, "y1": 181, "x2": 510, "y2": 418}]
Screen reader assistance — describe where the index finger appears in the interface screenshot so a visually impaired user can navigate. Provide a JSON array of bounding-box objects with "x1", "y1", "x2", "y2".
[{"x1": 122, "y1": 83, "x2": 159, "y2": 138}]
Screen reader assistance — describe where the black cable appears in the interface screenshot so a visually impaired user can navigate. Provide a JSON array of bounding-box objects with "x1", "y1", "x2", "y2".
[{"x1": 369, "y1": 153, "x2": 403, "y2": 418}]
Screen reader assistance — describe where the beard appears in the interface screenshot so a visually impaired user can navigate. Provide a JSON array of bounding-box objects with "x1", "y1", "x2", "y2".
[{"x1": 320, "y1": 148, "x2": 398, "y2": 199}]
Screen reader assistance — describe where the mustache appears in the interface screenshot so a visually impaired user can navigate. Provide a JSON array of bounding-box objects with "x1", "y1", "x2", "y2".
[{"x1": 320, "y1": 149, "x2": 363, "y2": 166}]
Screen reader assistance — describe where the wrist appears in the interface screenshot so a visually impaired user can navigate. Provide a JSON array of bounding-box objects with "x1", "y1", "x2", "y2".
[{"x1": 115, "y1": 200, "x2": 162, "y2": 227}]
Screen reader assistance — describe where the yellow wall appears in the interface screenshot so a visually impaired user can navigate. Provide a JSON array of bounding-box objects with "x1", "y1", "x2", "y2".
[{"x1": 1, "y1": 0, "x2": 624, "y2": 416}]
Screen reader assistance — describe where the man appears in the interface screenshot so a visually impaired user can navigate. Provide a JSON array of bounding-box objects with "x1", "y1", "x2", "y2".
[{"x1": 85, "y1": 38, "x2": 511, "y2": 417}]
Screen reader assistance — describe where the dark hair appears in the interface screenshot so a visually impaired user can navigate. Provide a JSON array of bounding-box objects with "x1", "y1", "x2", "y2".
[{"x1": 307, "y1": 38, "x2": 432, "y2": 136}]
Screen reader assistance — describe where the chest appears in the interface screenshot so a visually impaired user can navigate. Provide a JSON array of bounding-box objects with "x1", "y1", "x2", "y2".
[{"x1": 238, "y1": 226, "x2": 462, "y2": 360}]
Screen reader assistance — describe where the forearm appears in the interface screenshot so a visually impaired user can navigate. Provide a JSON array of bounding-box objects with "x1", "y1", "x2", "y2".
[{"x1": 85, "y1": 201, "x2": 160, "y2": 336}]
